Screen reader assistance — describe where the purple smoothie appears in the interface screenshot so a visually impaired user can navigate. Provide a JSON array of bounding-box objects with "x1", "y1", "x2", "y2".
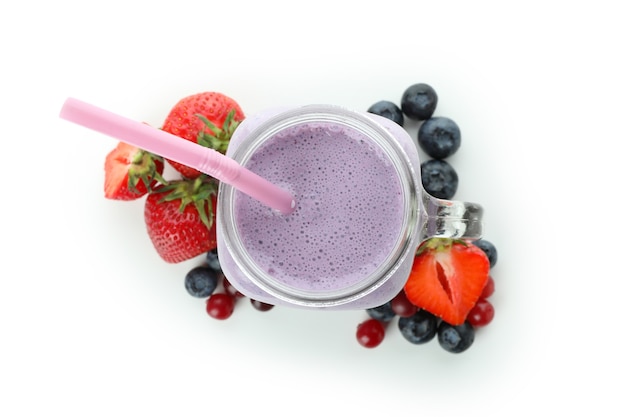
[{"x1": 232, "y1": 121, "x2": 404, "y2": 293}]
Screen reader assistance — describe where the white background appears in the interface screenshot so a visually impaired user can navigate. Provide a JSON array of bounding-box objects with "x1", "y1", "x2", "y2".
[{"x1": 1, "y1": 1, "x2": 623, "y2": 416}]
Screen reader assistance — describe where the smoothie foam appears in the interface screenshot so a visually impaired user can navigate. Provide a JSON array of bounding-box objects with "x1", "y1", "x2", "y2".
[{"x1": 233, "y1": 121, "x2": 405, "y2": 293}]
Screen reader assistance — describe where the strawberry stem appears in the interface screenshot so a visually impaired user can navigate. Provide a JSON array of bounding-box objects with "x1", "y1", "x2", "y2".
[
  {"x1": 127, "y1": 149, "x2": 166, "y2": 193},
  {"x1": 416, "y1": 237, "x2": 468, "y2": 256},
  {"x1": 195, "y1": 109, "x2": 240, "y2": 153},
  {"x1": 154, "y1": 175, "x2": 217, "y2": 230}
]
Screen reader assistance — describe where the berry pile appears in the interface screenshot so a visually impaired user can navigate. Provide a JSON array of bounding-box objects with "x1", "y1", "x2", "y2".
[
  {"x1": 102, "y1": 92, "x2": 245, "y2": 264},
  {"x1": 361, "y1": 84, "x2": 498, "y2": 353},
  {"x1": 370, "y1": 83, "x2": 461, "y2": 199},
  {"x1": 355, "y1": 238, "x2": 497, "y2": 352},
  {"x1": 186, "y1": 249, "x2": 274, "y2": 319},
  {"x1": 193, "y1": 237, "x2": 498, "y2": 354}
]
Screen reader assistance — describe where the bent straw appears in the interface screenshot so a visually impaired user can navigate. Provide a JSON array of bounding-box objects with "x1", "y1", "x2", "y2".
[{"x1": 60, "y1": 97, "x2": 296, "y2": 214}]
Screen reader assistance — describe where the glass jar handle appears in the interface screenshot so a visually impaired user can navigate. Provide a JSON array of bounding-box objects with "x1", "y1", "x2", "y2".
[{"x1": 420, "y1": 191, "x2": 483, "y2": 241}]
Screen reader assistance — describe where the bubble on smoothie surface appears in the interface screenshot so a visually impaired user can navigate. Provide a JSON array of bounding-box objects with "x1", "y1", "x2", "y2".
[{"x1": 234, "y1": 122, "x2": 404, "y2": 292}]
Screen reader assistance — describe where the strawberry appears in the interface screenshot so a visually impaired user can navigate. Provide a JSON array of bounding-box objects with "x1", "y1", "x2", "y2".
[
  {"x1": 161, "y1": 92, "x2": 245, "y2": 179},
  {"x1": 404, "y1": 238, "x2": 490, "y2": 326},
  {"x1": 144, "y1": 176, "x2": 218, "y2": 263},
  {"x1": 104, "y1": 141, "x2": 164, "y2": 200}
]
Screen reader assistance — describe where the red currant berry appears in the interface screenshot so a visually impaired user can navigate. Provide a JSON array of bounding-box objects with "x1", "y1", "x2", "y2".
[
  {"x1": 467, "y1": 299, "x2": 495, "y2": 327},
  {"x1": 480, "y1": 276, "x2": 495, "y2": 299},
  {"x1": 206, "y1": 293, "x2": 235, "y2": 320},
  {"x1": 222, "y1": 275, "x2": 245, "y2": 298},
  {"x1": 391, "y1": 290, "x2": 418, "y2": 317},
  {"x1": 356, "y1": 319, "x2": 385, "y2": 348},
  {"x1": 250, "y1": 298, "x2": 274, "y2": 312}
]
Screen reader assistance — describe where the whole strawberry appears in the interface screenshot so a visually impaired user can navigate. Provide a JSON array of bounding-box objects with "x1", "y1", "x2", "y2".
[
  {"x1": 404, "y1": 238, "x2": 490, "y2": 326},
  {"x1": 161, "y1": 92, "x2": 245, "y2": 179},
  {"x1": 104, "y1": 141, "x2": 164, "y2": 200},
  {"x1": 144, "y1": 177, "x2": 218, "y2": 263}
]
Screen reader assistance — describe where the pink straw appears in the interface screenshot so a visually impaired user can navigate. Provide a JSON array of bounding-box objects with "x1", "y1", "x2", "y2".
[{"x1": 59, "y1": 97, "x2": 296, "y2": 214}]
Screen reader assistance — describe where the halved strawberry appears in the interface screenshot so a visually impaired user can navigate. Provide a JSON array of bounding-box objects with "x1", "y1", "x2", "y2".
[
  {"x1": 404, "y1": 238, "x2": 490, "y2": 326},
  {"x1": 104, "y1": 141, "x2": 164, "y2": 200}
]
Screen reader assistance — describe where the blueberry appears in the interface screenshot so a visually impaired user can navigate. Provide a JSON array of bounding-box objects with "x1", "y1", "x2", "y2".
[
  {"x1": 367, "y1": 100, "x2": 404, "y2": 127},
  {"x1": 205, "y1": 249, "x2": 221, "y2": 271},
  {"x1": 418, "y1": 117, "x2": 461, "y2": 159},
  {"x1": 401, "y1": 83, "x2": 438, "y2": 121},
  {"x1": 437, "y1": 321, "x2": 475, "y2": 353},
  {"x1": 398, "y1": 310, "x2": 438, "y2": 344},
  {"x1": 474, "y1": 239, "x2": 498, "y2": 268},
  {"x1": 184, "y1": 266, "x2": 219, "y2": 298},
  {"x1": 366, "y1": 301, "x2": 396, "y2": 322},
  {"x1": 421, "y1": 159, "x2": 459, "y2": 199}
]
